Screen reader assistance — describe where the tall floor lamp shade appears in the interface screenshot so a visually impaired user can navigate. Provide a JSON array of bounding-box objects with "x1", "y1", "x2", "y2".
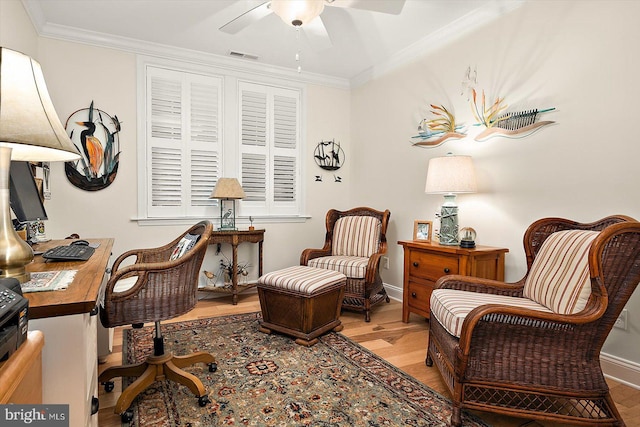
[
  {"x1": 0, "y1": 47, "x2": 81, "y2": 282},
  {"x1": 425, "y1": 153, "x2": 477, "y2": 245}
]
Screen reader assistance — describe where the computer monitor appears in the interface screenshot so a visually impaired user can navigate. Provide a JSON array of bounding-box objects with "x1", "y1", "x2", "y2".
[{"x1": 9, "y1": 161, "x2": 48, "y2": 223}]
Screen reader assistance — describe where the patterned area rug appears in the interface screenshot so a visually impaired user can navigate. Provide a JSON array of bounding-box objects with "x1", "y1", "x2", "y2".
[{"x1": 122, "y1": 312, "x2": 489, "y2": 426}]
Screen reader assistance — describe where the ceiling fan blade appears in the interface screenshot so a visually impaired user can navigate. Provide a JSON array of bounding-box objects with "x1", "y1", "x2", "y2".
[
  {"x1": 327, "y1": 0, "x2": 406, "y2": 15},
  {"x1": 219, "y1": 1, "x2": 272, "y2": 34},
  {"x1": 303, "y1": 15, "x2": 332, "y2": 51}
]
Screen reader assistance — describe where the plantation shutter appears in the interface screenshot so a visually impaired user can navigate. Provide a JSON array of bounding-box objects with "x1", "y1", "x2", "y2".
[
  {"x1": 240, "y1": 90, "x2": 267, "y2": 202},
  {"x1": 146, "y1": 66, "x2": 222, "y2": 217},
  {"x1": 239, "y1": 82, "x2": 300, "y2": 216},
  {"x1": 273, "y1": 94, "x2": 297, "y2": 203}
]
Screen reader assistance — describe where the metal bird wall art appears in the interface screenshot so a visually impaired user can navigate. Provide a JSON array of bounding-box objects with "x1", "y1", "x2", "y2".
[{"x1": 314, "y1": 139, "x2": 344, "y2": 171}]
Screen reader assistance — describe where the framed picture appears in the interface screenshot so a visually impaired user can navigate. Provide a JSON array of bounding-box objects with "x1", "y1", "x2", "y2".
[{"x1": 413, "y1": 220, "x2": 432, "y2": 242}]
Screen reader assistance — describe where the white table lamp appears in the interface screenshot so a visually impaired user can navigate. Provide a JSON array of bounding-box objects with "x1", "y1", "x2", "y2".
[{"x1": 425, "y1": 153, "x2": 477, "y2": 245}]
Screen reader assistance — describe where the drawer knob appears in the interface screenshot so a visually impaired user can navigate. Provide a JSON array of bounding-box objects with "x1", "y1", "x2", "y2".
[
  {"x1": 443, "y1": 268, "x2": 450, "y2": 274},
  {"x1": 412, "y1": 262, "x2": 419, "y2": 267},
  {"x1": 411, "y1": 292, "x2": 417, "y2": 298}
]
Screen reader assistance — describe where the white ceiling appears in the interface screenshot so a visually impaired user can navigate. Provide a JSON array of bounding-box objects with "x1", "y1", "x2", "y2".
[{"x1": 22, "y1": 0, "x2": 523, "y2": 85}]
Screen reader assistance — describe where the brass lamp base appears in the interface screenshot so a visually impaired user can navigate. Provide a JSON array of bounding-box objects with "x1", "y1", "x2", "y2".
[{"x1": 0, "y1": 146, "x2": 34, "y2": 283}]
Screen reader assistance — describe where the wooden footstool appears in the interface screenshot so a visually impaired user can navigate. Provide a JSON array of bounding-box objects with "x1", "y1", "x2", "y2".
[{"x1": 257, "y1": 266, "x2": 347, "y2": 346}]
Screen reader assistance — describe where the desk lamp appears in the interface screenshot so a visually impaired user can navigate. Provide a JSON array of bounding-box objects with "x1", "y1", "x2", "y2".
[
  {"x1": 0, "y1": 47, "x2": 81, "y2": 282},
  {"x1": 425, "y1": 153, "x2": 477, "y2": 245},
  {"x1": 209, "y1": 178, "x2": 245, "y2": 230}
]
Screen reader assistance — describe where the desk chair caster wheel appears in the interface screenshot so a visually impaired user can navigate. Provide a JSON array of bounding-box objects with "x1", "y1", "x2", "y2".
[
  {"x1": 103, "y1": 381, "x2": 115, "y2": 392},
  {"x1": 208, "y1": 362, "x2": 217, "y2": 372},
  {"x1": 198, "y1": 395, "x2": 210, "y2": 407},
  {"x1": 120, "y1": 410, "x2": 134, "y2": 423}
]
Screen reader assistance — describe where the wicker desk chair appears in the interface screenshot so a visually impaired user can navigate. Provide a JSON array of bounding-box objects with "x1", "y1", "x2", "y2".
[
  {"x1": 98, "y1": 221, "x2": 214, "y2": 423},
  {"x1": 300, "y1": 207, "x2": 391, "y2": 322},
  {"x1": 426, "y1": 215, "x2": 639, "y2": 427}
]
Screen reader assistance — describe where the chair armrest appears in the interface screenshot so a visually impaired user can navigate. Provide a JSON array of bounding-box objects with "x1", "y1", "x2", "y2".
[
  {"x1": 300, "y1": 247, "x2": 332, "y2": 265},
  {"x1": 104, "y1": 261, "x2": 168, "y2": 299},
  {"x1": 456, "y1": 299, "x2": 606, "y2": 358},
  {"x1": 110, "y1": 249, "x2": 141, "y2": 272},
  {"x1": 106, "y1": 245, "x2": 201, "y2": 298},
  {"x1": 435, "y1": 274, "x2": 525, "y2": 297},
  {"x1": 111, "y1": 242, "x2": 178, "y2": 272},
  {"x1": 364, "y1": 253, "x2": 384, "y2": 283}
]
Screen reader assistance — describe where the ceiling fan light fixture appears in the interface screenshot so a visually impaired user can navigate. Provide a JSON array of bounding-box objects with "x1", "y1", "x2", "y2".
[{"x1": 270, "y1": 0, "x2": 325, "y2": 27}]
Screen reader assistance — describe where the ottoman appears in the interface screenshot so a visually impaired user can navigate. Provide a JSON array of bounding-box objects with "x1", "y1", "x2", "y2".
[{"x1": 257, "y1": 266, "x2": 347, "y2": 346}]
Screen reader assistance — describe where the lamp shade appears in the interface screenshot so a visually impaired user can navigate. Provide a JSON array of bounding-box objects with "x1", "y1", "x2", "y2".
[
  {"x1": 425, "y1": 154, "x2": 477, "y2": 194},
  {"x1": 0, "y1": 48, "x2": 81, "y2": 161},
  {"x1": 210, "y1": 178, "x2": 245, "y2": 200},
  {"x1": 270, "y1": 0, "x2": 325, "y2": 26}
]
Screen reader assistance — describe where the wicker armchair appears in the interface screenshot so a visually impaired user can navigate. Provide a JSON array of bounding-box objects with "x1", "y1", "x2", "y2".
[
  {"x1": 426, "y1": 215, "x2": 640, "y2": 427},
  {"x1": 300, "y1": 207, "x2": 391, "y2": 322},
  {"x1": 98, "y1": 221, "x2": 214, "y2": 423}
]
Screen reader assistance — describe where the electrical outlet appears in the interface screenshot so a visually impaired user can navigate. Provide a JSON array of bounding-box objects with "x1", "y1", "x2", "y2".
[
  {"x1": 614, "y1": 309, "x2": 628, "y2": 331},
  {"x1": 382, "y1": 256, "x2": 390, "y2": 270}
]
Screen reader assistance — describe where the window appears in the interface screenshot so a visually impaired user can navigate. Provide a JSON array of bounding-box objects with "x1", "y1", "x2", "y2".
[
  {"x1": 143, "y1": 66, "x2": 221, "y2": 218},
  {"x1": 137, "y1": 60, "x2": 304, "y2": 223},
  {"x1": 239, "y1": 82, "x2": 301, "y2": 217}
]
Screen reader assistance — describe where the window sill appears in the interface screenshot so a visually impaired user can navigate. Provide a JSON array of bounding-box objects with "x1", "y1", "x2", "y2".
[{"x1": 132, "y1": 215, "x2": 311, "y2": 227}]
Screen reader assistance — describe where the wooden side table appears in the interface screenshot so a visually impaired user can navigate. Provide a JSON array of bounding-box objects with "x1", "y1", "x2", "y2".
[
  {"x1": 398, "y1": 240, "x2": 508, "y2": 322},
  {"x1": 200, "y1": 229, "x2": 265, "y2": 305}
]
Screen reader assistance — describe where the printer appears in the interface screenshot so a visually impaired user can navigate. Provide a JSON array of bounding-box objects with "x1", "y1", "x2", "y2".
[{"x1": 0, "y1": 278, "x2": 28, "y2": 362}]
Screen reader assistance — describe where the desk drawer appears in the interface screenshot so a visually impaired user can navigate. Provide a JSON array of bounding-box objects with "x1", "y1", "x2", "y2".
[
  {"x1": 407, "y1": 280, "x2": 433, "y2": 315},
  {"x1": 409, "y1": 251, "x2": 459, "y2": 281}
]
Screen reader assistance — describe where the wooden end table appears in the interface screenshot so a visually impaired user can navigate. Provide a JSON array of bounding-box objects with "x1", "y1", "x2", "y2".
[{"x1": 199, "y1": 229, "x2": 265, "y2": 305}]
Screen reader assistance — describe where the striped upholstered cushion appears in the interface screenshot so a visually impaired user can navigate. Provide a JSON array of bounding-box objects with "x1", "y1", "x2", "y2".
[
  {"x1": 307, "y1": 256, "x2": 369, "y2": 279},
  {"x1": 258, "y1": 266, "x2": 346, "y2": 295},
  {"x1": 523, "y1": 230, "x2": 599, "y2": 314},
  {"x1": 431, "y1": 289, "x2": 553, "y2": 337},
  {"x1": 332, "y1": 216, "x2": 381, "y2": 257}
]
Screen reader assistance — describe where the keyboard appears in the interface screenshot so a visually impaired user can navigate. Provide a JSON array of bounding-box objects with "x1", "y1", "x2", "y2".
[{"x1": 42, "y1": 245, "x2": 95, "y2": 261}]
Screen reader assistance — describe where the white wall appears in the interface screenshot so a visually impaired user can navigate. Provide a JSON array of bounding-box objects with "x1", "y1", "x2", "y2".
[
  {"x1": 351, "y1": 0, "x2": 640, "y2": 366},
  {"x1": 0, "y1": 0, "x2": 38, "y2": 56}
]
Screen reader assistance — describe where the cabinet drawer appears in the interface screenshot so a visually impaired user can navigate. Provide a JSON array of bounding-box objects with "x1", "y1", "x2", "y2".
[
  {"x1": 409, "y1": 251, "x2": 459, "y2": 281},
  {"x1": 407, "y1": 281, "x2": 433, "y2": 314}
]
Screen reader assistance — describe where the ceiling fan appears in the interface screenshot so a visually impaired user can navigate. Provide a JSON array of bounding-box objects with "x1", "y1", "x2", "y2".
[{"x1": 219, "y1": 0, "x2": 406, "y2": 51}]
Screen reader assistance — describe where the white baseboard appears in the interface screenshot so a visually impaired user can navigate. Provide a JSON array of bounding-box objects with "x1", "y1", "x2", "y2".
[
  {"x1": 601, "y1": 352, "x2": 640, "y2": 390},
  {"x1": 384, "y1": 282, "x2": 403, "y2": 302}
]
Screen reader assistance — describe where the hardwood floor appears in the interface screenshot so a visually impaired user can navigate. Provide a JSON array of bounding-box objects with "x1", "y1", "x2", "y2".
[{"x1": 98, "y1": 293, "x2": 640, "y2": 426}]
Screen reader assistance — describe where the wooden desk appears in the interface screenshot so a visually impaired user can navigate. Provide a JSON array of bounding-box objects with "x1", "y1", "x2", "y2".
[
  {"x1": 27, "y1": 238, "x2": 114, "y2": 319},
  {"x1": 0, "y1": 330, "x2": 44, "y2": 404},
  {"x1": 398, "y1": 240, "x2": 508, "y2": 322},
  {"x1": 199, "y1": 229, "x2": 264, "y2": 305},
  {"x1": 26, "y1": 238, "x2": 113, "y2": 427}
]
